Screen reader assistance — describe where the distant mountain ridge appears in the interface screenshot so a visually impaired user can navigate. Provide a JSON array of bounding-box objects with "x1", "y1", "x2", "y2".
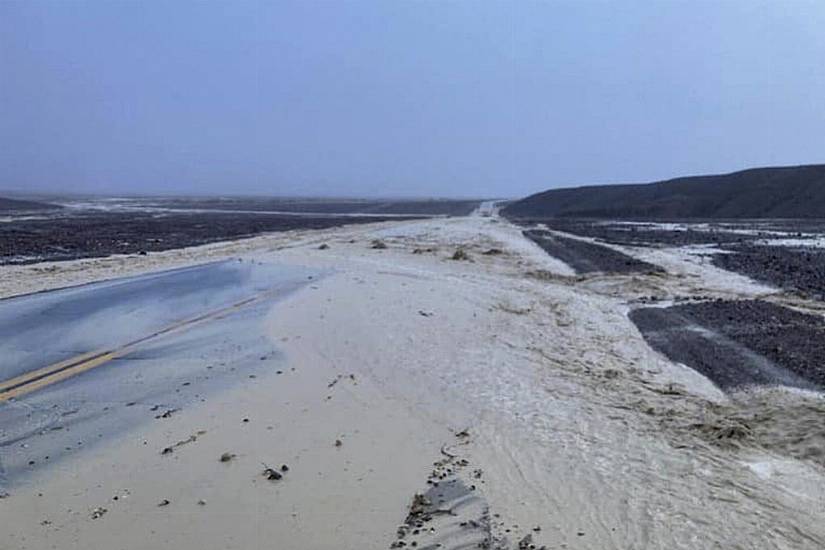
[
  {"x1": 502, "y1": 164, "x2": 825, "y2": 219},
  {"x1": 0, "y1": 196, "x2": 60, "y2": 211}
]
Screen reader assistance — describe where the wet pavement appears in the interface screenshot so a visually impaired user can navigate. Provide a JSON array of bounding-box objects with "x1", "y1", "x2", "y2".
[{"x1": 0, "y1": 260, "x2": 321, "y2": 487}]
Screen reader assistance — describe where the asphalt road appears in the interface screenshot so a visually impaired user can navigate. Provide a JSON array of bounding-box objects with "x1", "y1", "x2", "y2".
[{"x1": 0, "y1": 259, "x2": 320, "y2": 488}]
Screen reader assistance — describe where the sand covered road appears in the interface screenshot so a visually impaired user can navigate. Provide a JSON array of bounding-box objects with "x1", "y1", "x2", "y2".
[{"x1": 2, "y1": 215, "x2": 825, "y2": 549}]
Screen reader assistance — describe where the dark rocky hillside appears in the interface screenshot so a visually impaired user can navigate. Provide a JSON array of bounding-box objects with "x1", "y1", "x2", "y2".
[{"x1": 503, "y1": 164, "x2": 825, "y2": 219}]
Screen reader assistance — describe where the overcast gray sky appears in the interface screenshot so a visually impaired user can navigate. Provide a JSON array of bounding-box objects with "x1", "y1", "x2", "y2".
[{"x1": 2, "y1": 1, "x2": 824, "y2": 198}]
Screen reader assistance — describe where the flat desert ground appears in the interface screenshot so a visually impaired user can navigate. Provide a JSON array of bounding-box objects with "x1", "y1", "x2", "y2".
[{"x1": 2, "y1": 212, "x2": 825, "y2": 550}]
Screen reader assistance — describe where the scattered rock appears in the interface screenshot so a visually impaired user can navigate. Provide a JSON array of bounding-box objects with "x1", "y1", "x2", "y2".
[
  {"x1": 158, "y1": 499, "x2": 170, "y2": 507},
  {"x1": 263, "y1": 465, "x2": 283, "y2": 481},
  {"x1": 160, "y1": 432, "x2": 203, "y2": 455},
  {"x1": 451, "y1": 248, "x2": 469, "y2": 261},
  {"x1": 371, "y1": 239, "x2": 388, "y2": 250},
  {"x1": 318, "y1": 243, "x2": 330, "y2": 250},
  {"x1": 335, "y1": 439, "x2": 343, "y2": 447},
  {"x1": 90, "y1": 507, "x2": 107, "y2": 519},
  {"x1": 154, "y1": 408, "x2": 178, "y2": 420},
  {"x1": 219, "y1": 452, "x2": 236, "y2": 463}
]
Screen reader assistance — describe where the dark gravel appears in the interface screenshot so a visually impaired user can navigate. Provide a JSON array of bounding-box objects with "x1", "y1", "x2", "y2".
[
  {"x1": 514, "y1": 218, "x2": 825, "y2": 248},
  {"x1": 0, "y1": 211, "x2": 420, "y2": 265},
  {"x1": 631, "y1": 299, "x2": 825, "y2": 391},
  {"x1": 713, "y1": 245, "x2": 825, "y2": 300},
  {"x1": 520, "y1": 219, "x2": 780, "y2": 247},
  {"x1": 523, "y1": 229, "x2": 663, "y2": 274}
]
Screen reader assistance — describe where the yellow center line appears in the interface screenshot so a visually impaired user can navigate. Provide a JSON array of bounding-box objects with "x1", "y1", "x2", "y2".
[{"x1": 0, "y1": 287, "x2": 280, "y2": 403}]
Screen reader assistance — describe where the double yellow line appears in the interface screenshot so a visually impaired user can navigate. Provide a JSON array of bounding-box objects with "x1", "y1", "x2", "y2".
[{"x1": 0, "y1": 288, "x2": 279, "y2": 403}]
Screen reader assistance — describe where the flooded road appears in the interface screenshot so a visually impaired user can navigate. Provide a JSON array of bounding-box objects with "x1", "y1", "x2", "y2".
[{"x1": 0, "y1": 260, "x2": 320, "y2": 487}]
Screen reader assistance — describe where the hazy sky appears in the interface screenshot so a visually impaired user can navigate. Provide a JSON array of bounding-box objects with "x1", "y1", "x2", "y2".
[{"x1": 2, "y1": 1, "x2": 825, "y2": 198}]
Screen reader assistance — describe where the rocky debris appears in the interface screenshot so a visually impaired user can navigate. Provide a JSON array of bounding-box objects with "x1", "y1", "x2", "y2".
[
  {"x1": 482, "y1": 248, "x2": 504, "y2": 255},
  {"x1": 692, "y1": 420, "x2": 753, "y2": 443},
  {"x1": 334, "y1": 439, "x2": 343, "y2": 448},
  {"x1": 0, "y1": 209, "x2": 416, "y2": 265},
  {"x1": 327, "y1": 373, "x2": 357, "y2": 389},
  {"x1": 219, "y1": 452, "x2": 236, "y2": 463},
  {"x1": 112, "y1": 489, "x2": 132, "y2": 501},
  {"x1": 534, "y1": 218, "x2": 752, "y2": 247},
  {"x1": 160, "y1": 431, "x2": 205, "y2": 455},
  {"x1": 391, "y1": 429, "x2": 549, "y2": 549},
  {"x1": 631, "y1": 299, "x2": 825, "y2": 390},
  {"x1": 524, "y1": 229, "x2": 664, "y2": 275},
  {"x1": 262, "y1": 464, "x2": 283, "y2": 481},
  {"x1": 412, "y1": 247, "x2": 437, "y2": 254},
  {"x1": 318, "y1": 243, "x2": 330, "y2": 250},
  {"x1": 154, "y1": 408, "x2": 178, "y2": 419},
  {"x1": 451, "y1": 248, "x2": 470, "y2": 261},
  {"x1": 390, "y1": 431, "x2": 530, "y2": 550},
  {"x1": 90, "y1": 507, "x2": 107, "y2": 519},
  {"x1": 158, "y1": 499, "x2": 170, "y2": 507},
  {"x1": 496, "y1": 304, "x2": 532, "y2": 315},
  {"x1": 713, "y1": 244, "x2": 825, "y2": 301},
  {"x1": 371, "y1": 239, "x2": 388, "y2": 250}
]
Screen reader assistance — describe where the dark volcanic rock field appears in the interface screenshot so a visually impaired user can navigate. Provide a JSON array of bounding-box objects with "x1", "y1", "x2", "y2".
[
  {"x1": 632, "y1": 300, "x2": 825, "y2": 391},
  {"x1": 530, "y1": 219, "x2": 752, "y2": 247},
  {"x1": 0, "y1": 211, "x2": 419, "y2": 265},
  {"x1": 713, "y1": 245, "x2": 825, "y2": 300},
  {"x1": 523, "y1": 229, "x2": 663, "y2": 274}
]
